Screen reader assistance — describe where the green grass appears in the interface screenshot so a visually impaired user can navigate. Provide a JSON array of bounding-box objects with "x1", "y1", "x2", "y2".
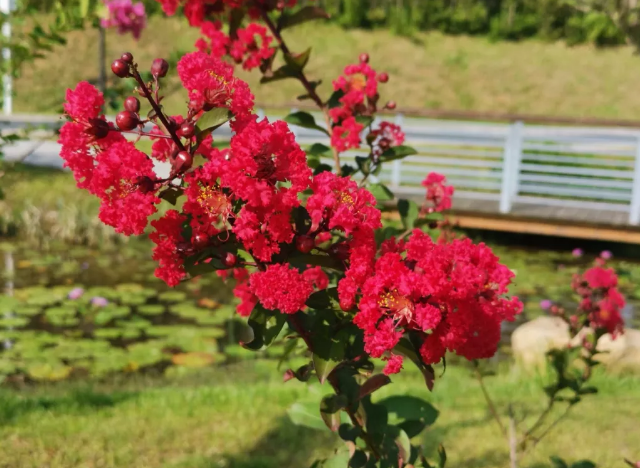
[
  {"x1": 13, "y1": 17, "x2": 640, "y2": 119},
  {"x1": 0, "y1": 360, "x2": 638, "y2": 468}
]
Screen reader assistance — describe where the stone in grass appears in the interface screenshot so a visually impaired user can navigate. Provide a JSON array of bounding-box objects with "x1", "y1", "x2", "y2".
[{"x1": 511, "y1": 316, "x2": 640, "y2": 374}]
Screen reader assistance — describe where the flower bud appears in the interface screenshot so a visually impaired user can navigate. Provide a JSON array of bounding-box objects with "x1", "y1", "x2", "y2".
[
  {"x1": 116, "y1": 111, "x2": 139, "y2": 131},
  {"x1": 192, "y1": 233, "x2": 208, "y2": 249},
  {"x1": 385, "y1": 100, "x2": 396, "y2": 110},
  {"x1": 329, "y1": 242, "x2": 350, "y2": 261},
  {"x1": 111, "y1": 59, "x2": 129, "y2": 78},
  {"x1": 84, "y1": 118, "x2": 110, "y2": 139},
  {"x1": 124, "y1": 96, "x2": 141, "y2": 113},
  {"x1": 121, "y1": 52, "x2": 134, "y2": 64},
  {"x1": 223, "y1": 253, "x2": 237, "y2": 267},
  {"x1": 359, "y1": 53, "x2": 370, "y2": 64},
  {"x1": 173, "y1": 151, "x2": 193, "y2": 173},
  {"x1": 295, "y1": 235, "x2": 315, "y2": 254},
  {"x1": 151, "y1": 58, "x2": 169, "y2": 78},
  {"x1": 378, "y1": 72, "x2": 389, "y2": 83},
  {"x1": 178, "y1": 122, "x2": 196, "y2": 139}
]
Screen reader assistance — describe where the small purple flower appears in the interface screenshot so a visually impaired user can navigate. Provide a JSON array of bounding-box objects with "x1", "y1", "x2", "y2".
[
  {"x1": 68, "y1": 287, "x2": 85, "y2": 300},
  {"x1": 81, "y1": 262, "x2": 90, "y2": 270},
  {"x1": 572, "y1": 248, "x2": 583, "y2": 258},
  {"x1": 101, "y1": 0, "x2": 146, "y2": 40},
  {"x1": 91, "y1": 296, "x2": 109, "y2": 307},
  {"x1": 600, "y1": 250, "x2": 613, "y2": 260},
  {"x1": 540, "y1": 299, "x2": 553, "y2": 310}
]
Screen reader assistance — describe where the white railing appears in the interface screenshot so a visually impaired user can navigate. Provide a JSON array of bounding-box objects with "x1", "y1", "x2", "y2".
[{"x1": 269, "y1": 108, "x2": 640, "y2": 226}]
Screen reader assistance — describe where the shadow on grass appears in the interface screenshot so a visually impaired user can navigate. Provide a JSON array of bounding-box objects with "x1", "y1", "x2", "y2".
[
  {"x1": 0, "y1": 387, "x2": 137, "y2": 425},
  {"x1": 169, "y1": 416, "x2": 337, "y2": 468}
]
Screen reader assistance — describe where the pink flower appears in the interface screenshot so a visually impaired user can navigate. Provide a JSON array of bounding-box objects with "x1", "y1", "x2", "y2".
[
  {"x1": 229, "y1": 23, "x2": 275, "y2": 71},
  {"x1": 572, "y1": 248, "x2": 584, "y2": 258},
  {"x1": 383, "y1": 354, "x2": 404, "y2": 375},
  {"x1": 150, "y1": 210, "x2": 187, "y2": 287},
  {"x1": 422, "y1": 172, "x2": 454, "y2": 212},
  {"x1": 101, "y1": 0, "x2": 147, "y2": 40},
  {"x1": 331, "y1": 116, "x2": 363, "y2": 152}
]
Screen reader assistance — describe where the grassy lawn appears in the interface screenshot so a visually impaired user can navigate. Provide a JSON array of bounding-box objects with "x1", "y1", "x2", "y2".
[
  {"x1": 0, "y1": 360, "x2": 637, "y2": 468},
  {"x1": 13, "y1": 17, "x2": 640, "y2": 119}
]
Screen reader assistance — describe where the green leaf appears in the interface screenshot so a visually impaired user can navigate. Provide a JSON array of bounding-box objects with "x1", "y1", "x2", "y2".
[
  {"x1": 260, "y1": 64, "x2": 300, "y2": 84},
  {"x1": 550, "y1": 456, "x2": 569, "y2": 468},
  {"x1": 320, "y1": 394, "x2": 348, "y2": 431},
  {"x1": 313, "y1": 343, "x2": 344, "y2": 384},
  {"x1": 393, "y1": 338, "x2": 435, "y2": 390},
  {"x1": 368, "y1": 183, "x2": 394, "y2": 204},
  {"x1": 284, "y1": 48, "x2": 311, "y2": 72},
  {"x1": 241, "y1": 306, "x2": 286, "y2": 351},
  {"x1": 380, "y1": 145, "x2": 418, "y2": 162},
  {"x1": 288, "y1": 252, "x2": 344, "y2": 271},
  {"x1": 394, "y1": 428, "x2": 411, "y2": 463},
  {"x1": 570, "y1": 462, "x2": 597, "y2": 468},
  {"x1": 398, "y1": 199, "x2": 420, "y2": 230},
  {"x1": 578, "y1": 386, "x2": 598, "y2": 395},
  {"x1": 327, "y1": 89, "x2": 345, "y2": 109},
  {"x1": 314, "y1": 163, "x2": 333, "y2": 175},
  {"x1": 306, "y1": 287, "x2": 340, "y2": 311},
  {"x1": 158, "y1": 187, "x2": 183, "y2": 206},
  {"x1": 80, "y1": 0, "x2": 90, "y2": 18},
  {"x1": 307, "y1": 143, "x2": 331, "y2": 157},
  {"x1": 321, "y1": 451, "x2": 351, "y2": 468},
  {"x1": 278, "y1": 6, "x2": 330, "y2": 31},
  {"x1": 358, "y1": 374, "x2": 391, "y2": 400},
  {"x1": 356, "y1": 156, "x2": 371, "y2": 176},
  {"x1": 355, "y1": 115, "x2": 374, "y2": 128},
  {"x1": 437, "y1": 444, "x2": 447, "y2": 468},
  {"x1": 195, "y1": 108, "x2": 233, "y2": 139},
  {"x1": 288, "y1": 401, "x2": 328, "y2": 431},
  {"x1": 378, "y1": 395, "x2": 439, "y2": 425},
  {"x1": 285, "y1": 111, "x2": 329, "y2": 136}
]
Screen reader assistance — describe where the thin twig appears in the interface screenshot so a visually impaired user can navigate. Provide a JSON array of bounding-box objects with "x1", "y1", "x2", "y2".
[
  {"x1": 260, "y1": 9, "x2": 341, "y2": 175},
  {"x1": 473, "y1": 364, "x2": 508, "y2": 440},
  {"x1": 519, "y1": 398, "x2": 555, "y2": 449},
  {"x1": 129, "y1": 67, "x2": 185, "y2": 151},
  {"x1": 508, "y1": 405, "x2": 518, "y2": 468},
  {"x1": 529, "y1": 404, "x2": 573, "y2": 449}
]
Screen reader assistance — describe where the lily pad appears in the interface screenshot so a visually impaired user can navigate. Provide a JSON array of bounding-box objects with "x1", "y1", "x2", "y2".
[
  {"x1": 158, "y1": 291, "x2": 187, "y2": 303},
  {"x1": 138, "y1": 305, "x2": 165, "y2": 316},
  {"x1": 0, "y1": 317, "x2": 29, "y2": 328},
  {"x1": 27, "y1": 362, "x2": 72, "y2": 381},
  {"x1": 171, "y1": 352, "x2": 215, "y2": 368}
]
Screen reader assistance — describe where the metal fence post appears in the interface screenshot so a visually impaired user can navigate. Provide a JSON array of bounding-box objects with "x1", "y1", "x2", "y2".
[
  {"x1": 390, "y1": 113, "x2": 405, "y2": 190},
  {"x1": 628, "y1": 134, "x2": 640, "y2": 225}
]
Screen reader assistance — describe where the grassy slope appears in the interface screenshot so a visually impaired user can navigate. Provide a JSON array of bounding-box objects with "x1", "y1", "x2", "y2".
[
  {"x1": 0, "y1": 361, "x2": 638, "y2": 468},
  {"x1": 13, "y1": 17, "x2": 640, "y2": 119}
]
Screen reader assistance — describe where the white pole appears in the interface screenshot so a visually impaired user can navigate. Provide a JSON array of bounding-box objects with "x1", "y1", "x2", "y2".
[{"x1": 1, "y1": 0, "x2": 11, "y2": 115}]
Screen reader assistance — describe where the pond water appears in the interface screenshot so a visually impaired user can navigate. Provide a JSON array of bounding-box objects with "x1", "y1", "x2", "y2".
[{"x1": 1, "y1": 237, "x2": 640, "y2": 383}]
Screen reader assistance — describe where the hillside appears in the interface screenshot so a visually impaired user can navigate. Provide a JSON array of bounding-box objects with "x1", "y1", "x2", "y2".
[{"x1": 13, "y1": 17, "x2": 640, "y2": 119}]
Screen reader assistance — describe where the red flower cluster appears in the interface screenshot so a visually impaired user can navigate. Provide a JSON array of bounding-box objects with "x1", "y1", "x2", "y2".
[
  {"x1": 329, "y1": 61, "x2": 385, "y2": 152},
  {"x1": 370, "y1": 122, "x2": 405, "y2": 157},
  {"x1": 59, "y1": 83, "x2": 159, "y2": 235},
  {"x1": 572, "y1": 265, "x2": 625, "y2": 337},
  {"x1": 158, "y1": 0, "x2": 278, "y2": 70},
  {"x1": 422, "y1": 172, "x2": 454, "y2": 212},
  {"x1": 354, "y1": 230, "x2": 522, "y2": 374}
]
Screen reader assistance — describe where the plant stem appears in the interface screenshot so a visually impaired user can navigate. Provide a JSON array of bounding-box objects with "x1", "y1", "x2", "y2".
[
  {"x1": 130, "y1": 67, "x2": 185, "y2": 151},
  {"x1": 519, "y1": 398, "x2": 555, "y2": 450},
  {"x1": 287, "y1": 313, "x2": 381, "y2": 461},
  {"x1": 259, "y1": 9, "x2": 341, "y2": 175},
  {"x1": 115, "y1": 129, "x2": 173, "y2": 140},
  {"x1": 473, "y1": 363, "x2": 508, "y2": 441},
  {"x1": 508, "y1": 405, "x2": 518, "y2": 468}
]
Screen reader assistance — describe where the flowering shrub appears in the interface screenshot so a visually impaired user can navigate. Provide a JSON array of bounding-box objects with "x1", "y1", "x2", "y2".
[
  {"x1": 101, "y1": 0, "x2": 147, "y2": 39},
  {"x1": 476, "y1": 256, "x2": 626, "y2": 465},
  {"x1": 57, "y1": 1, "x2": 529, "y2": 465}
]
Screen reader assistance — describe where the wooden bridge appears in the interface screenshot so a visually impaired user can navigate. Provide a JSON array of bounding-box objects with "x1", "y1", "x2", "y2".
[{"x1": 5, "y1": 108, "x2": 640, "y2": 244}]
